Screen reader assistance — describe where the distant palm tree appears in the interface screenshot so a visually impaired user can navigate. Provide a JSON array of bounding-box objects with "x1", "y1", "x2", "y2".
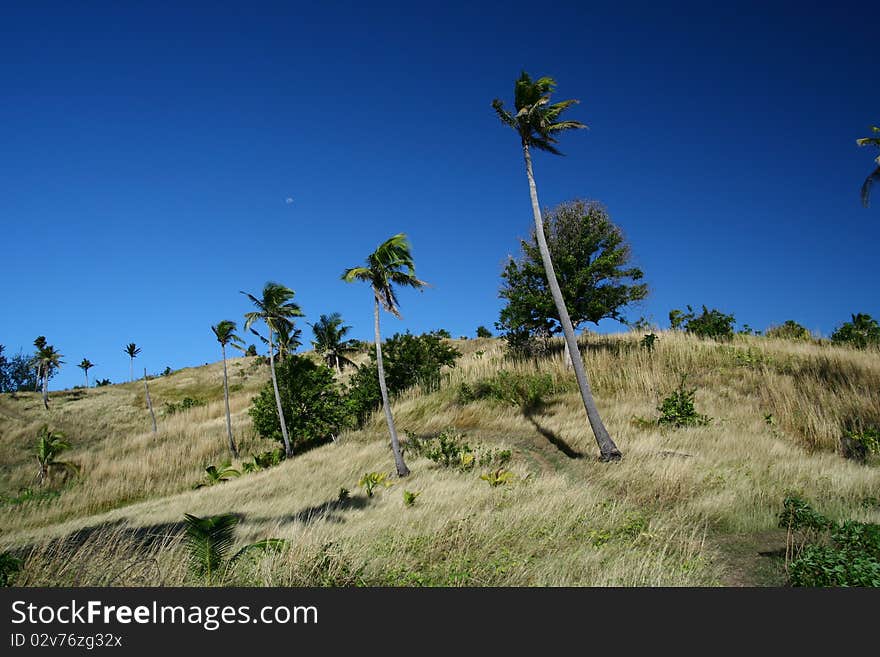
[
  {"x1": 32, "y1": 336, "x2": 47, "y2": 392},
  {"x1": 249, "y1": 322, "x2": 302, "y2": 361},
  {"x1": 211, "y1": 320, "x2": 245, "y2": 457},
  {"x1": 77, "y1": 358, "x2": 95, "y2": 388},
  {"x1": 342, "y1": 233, "x2": 427, "y2": 477},
  {"x1": 34, "y1": 425, "x2": 77, "y2": 486},
  {"x1": 242, "y1": 282, "x2": 304, "y2": 457},
  {"x1": 37, "y1": 344, "x2": 63, "y2": 409},
  {"x1": 124, "y1": 343, "x2": 141, "y2": 383},
  {"x1": 493, "y1": 71, "x2": 622, "y2": 461},
  {"x1": 310, "y1": 312, "x2": 359, "y2": 373},
  {"x1": 857, "y1": 125, "x2": 880, "y2": 207}
]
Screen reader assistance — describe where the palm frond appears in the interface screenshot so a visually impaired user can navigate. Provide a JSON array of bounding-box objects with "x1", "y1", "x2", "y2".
[
  {"x1": 861, "y1": 164, "x2": 880, "y2": 208},
  {"x1": 183, "y1": 513, "x2": 239, "y2": 578}
]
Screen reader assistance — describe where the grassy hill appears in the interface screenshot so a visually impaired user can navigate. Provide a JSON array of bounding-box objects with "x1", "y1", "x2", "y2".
[{"x1": 1, "y1": 332, "x2": 878, "y2": 586}]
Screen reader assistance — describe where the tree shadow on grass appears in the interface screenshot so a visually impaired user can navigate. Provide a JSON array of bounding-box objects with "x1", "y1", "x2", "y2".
[
  {"x1": 521, "y1": 400, "x2": 585, "y2": 460},
  {"x1": 248, "y1": 494, "x2": 373, "y2": 528}
]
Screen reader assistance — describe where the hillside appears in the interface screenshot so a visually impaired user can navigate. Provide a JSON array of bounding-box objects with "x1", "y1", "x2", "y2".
[{"x1": 1, "y1": 332, "x2": 879, "y2": 586}]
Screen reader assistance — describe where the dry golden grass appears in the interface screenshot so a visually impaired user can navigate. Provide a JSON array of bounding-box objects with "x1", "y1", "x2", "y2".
[{"x1": 1, "y1": 333, "x2": 878, "y2": 586}]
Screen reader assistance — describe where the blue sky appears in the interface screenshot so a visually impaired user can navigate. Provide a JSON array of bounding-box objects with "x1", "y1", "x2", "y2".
[{"x1": 2, "y1": 1, "x2": 877, "y2": 390}]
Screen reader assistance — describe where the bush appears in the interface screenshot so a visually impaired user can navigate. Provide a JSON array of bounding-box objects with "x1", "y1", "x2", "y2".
[
  {"x1": 765, "y1": 320, "x2": 812, "y2": 341},
  {"x1": 841, "y1": 427, "x2": 880, "y2": 462},
  {"x1": 476, "y1": 326, "x2": 493, "y2": 338},
  {"x1": 457, "y1": 370, "x2": 562, "y2": 410},
  {"x1": 95, "y1": 378, "x2": 112, "y2": 387},
  {"x1": 670, "y1": 305, "x2": 735, "y2": 340},
  {"x1": 657, "y1": 376, "x2": 711, "y2": 428},
  {"x1": 831, "y1": 313, "x2": 880, "y2": 349},
  {"x1": 346, "y1": 332, "x2": 460, "y2": 426},
  {"x1": 405, "y1": 429, "x2": 511, "y2": 472},
  {"x1": 640, "y1": 333, "x2": 658, "y2": 352},
  {"x1": 249, "y1": 355, "x2": 348, "y2": 452},
  {"x1": 163, "y1": 397, "x2": 204, "y2": 415}
]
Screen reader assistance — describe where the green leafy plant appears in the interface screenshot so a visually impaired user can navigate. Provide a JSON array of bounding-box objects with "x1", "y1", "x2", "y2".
[
  {"x1": 0, "y1": 552, "x2": 21, "y2": 587},
  {"x1": 359, "y1": 472, "x2": 391, "y2": 497},
  {"x1": 765, "y1": 320, "x2": 812, "y2": 341},
  {"x1": 337, "y1": 487, "x2": 351, "y2": 502},
  {"x1": 831, "y1": 313, "x2": 880, "y2": 349},
  {"x1": 163, "y1": 396, "x2": 205, "y2": 415},
  {"x1": 480, "y1": 468, "x2": 515, "y2": 487},
  {"x1": 403, "y1": 490, "x2": 421, "y2": 506},
  {"x1": 183, "y1": 513, "x2": 287, "y2": 584},
  {"x1": 194, "y1": 461, "x2": 240, "y2": 488},
  {"x1": 34, "y1": 426, "x2": 78, "y2": 486},
  {"x1": 640, "y1": 333, "x2": 658, "y2": 352},
  {"x1": 657, "y1": 376, "x2": 711, "y2": 428},
  {"x1": 242, "y1": 447, "x2": 286, "y2": 473},
  {"x1": 669, "y1": 305, "x2": 735, "y2": 340}
]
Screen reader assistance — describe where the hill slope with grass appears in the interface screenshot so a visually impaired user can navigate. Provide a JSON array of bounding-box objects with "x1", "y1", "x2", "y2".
[{"x1": 1, "y1": 332, "x2": 879, "y2": 586}]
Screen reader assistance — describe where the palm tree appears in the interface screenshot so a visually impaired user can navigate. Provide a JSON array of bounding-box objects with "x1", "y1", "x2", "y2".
[
  {"x1": 493, "y1": 71, "x2": 621, "y2": 461},
  {"x1": 124, "y1": 343, "x2": 141, "y2": 383},
  {"x1": 32, "y1": 336, "x2": 47, "y2": 392},
  {"x1": 241, "y1": 282, "x2": 304, "y2": 457},
  {"x1": 211, "y1": 320, "x2": 245, "y2": 457},
  {"x1": 310, "y1": 312, "x2": 359, "y2": 373},
  {"x1": 342, "y1": 233, "x2": 427, "y2": 477},
  {"x1": 857, "y1": 125, "x2": 880, "y2": 207},
  {"x1": 77, "y1": 358, "x2": 95, "y2": 388},
  {"x1": 34, "y1": 425, "x2": 78, "y2": 486},
  {"x1": 37, "y1": 344, "x2": 63, "y2": 410}
]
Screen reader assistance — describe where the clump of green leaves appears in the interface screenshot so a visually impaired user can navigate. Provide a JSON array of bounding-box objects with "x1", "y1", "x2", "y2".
[
  {"x1": 0, "y1": 552, "x2": 22, "y2": 587},
  {"x1": 669, "y1": 305, "x2": 735, "y2": 340},
  {"x1": 163, "y1": 396, "x2": 204, "y2": 415},
  {"x1": 480, "y1": 468, "x2": 515, "y2": 487},
  {"x1": 640, "y1": 333, "x2": 658, "y2": 352},
  {"x1": 241, "y1": 448, "x2": 286, "y2": 473},
  {"x1": 841, "y1": 427, "x2": 880, "y2": 463},
  {"x1": 831, "y1": 313, "x2": 880, "y2": 349},
  {"x1": 657, "y1": 376, "x2": 712, "y2": 428},
  {"x1": 765, "y1": 320, "x2": 812, "y2": 341},
  {"x1": 194, "y1": 461, "x2": 240, "y2": 488},
  {"x1": 457, "y1": 370, "x2": 562, "y2": 410},
  {"x1": 359, "y1": 472, "x2": 391, "y2": 497},
  {"x1": 405, "y1": 430, "x2": 511, "y2": 472},
  {"x1": 403, "y1": 490, "x2": 421, "y2": 507},
  {"x1": 1, "y1": 486, "x2": 61, "y2": 507},
  {"x1": 183, "y1": 513, "x2": 287, "y2": 584}
]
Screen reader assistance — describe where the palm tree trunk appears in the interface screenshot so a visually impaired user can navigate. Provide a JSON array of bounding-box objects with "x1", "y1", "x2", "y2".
[
  {"x1": 374, "y1": 297, "x2": 410, "y2": 476},
  {"x1": 522, "y1": 143, "x2": 622, "y2": 461},
  {"x1": 35, "y1": 364, "x2": 41, "y2": 392},
  {"x1": 42, "y1": 370, "x2": 49, "y2": 409},
  {"x1": 221, "y1": 344, "x2": 238, "y2": 457},
  {"x1": 563, "y1": 338, "x2": 573, "y2": 369},
  {"x1": 143, "y1": 368, "x2": 157, "y2": 433},
  {"x1": 268, "y1": 331, "x2": 293, "y2": 457},
  {"x1": 84, "y1": 369, "x2": 89, "y2": 388}
]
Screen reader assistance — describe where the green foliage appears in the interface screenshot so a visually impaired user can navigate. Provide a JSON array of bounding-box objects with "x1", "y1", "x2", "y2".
[
  {"x1": 457, "y1": 370, "x2": 563, "y2": 410},
  {"x1": 337, "y1": 487, "x2": 350, "y2": 502},
  {"x1": 346, "y1": 332, "x2": 461, "y2": 426},
  {"x1": 245, "y1": 344, "x2": 257, "y2": 357},
  {"x1": 0, "y1": 552, "x2": 21, "y2": 587},
  {"x1": 0, "y1": 487, "x2": 61, "y2": 507},
  {"x1": 788, "y1": 545, "x2": 880, "y2": 587},
  {"x1": 480, "y1": 468, "x2": 515, "y2": 487},
  {"x1": 161, "y1": 366, "x2": 173, "y2": 376},
  {"x1": 640, "y1": 333, "x2": 658, "y2": 352},
  {"x1": 249, "y1": 355, "x2": 348, "y2": 451},
  {"x1": 35, "y1": 426, "x2": 78, "y2": 486},
  {"x1": 670, "y1": 305, "x2": 735, "y2": 340},
  {"x1": 432, "y1": 328, "x2": 452, "y2": 339},
  {"x1": 403, "y1": 490, "x2": 421, "y2": 507},
  {"x1": 163, "y1": 396, "x2": 204, "y2": 415},
  {"x1": 241, "y1": 448, "x2": 286, "y2": 473},
  {"x1": 359, "y1": 472, "x2": 391, "y2": 497},
  {"x1": 310, "y1": 312, "x2": 359, "y2": 372},
  {"x1": 0, "y1": 348, "x2": 39, "y2": 392},
  {"x1": 476, "y1": 326, "x2": 493, "y2": 338},
  {"x1": 846, "y1": 427, "x2": 880, "y2": 453},
  {"x1": 95, "y1": 378, "x2": 112, "y2": 387},
  {"x1": 195, "y1": 461, "x2": 240, "y2": 488},
  {"x1": 831, "y1": 313, "x2": 880, "y2": 349},
  {"x1": 657, "y1": 376, "x2": 712, "y2": 428},
  {"x1": 765, "y1": 320, "x2": 812, "y2": 341},
  {"x1": 498, "y1": 199, "x2": 647, "y2": 357},
  {"x1": 405, "y1": 430, "x2": 511, "y2": 473}
]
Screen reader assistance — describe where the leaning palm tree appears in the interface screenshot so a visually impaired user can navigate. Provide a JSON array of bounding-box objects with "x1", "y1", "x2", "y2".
[
  {"x1": 32, "y1": 336, "x2": 47, "y2": 392},
  {"x1": 310, "y1": 312, "x2": 359, "y2": 373},
  {"x1": 857, "y1": 125, "x2": 880, "y2": 207},
  {"x1": 37, "y1": 344, "x2": 63, "y2": 410},
  {"x1": 34, "y1": 425, "x2": 78, "y2": 486},
  {"x1": 77, "y1": 358, "x2": 95, "y2": 388},
  {"x1": 493, "y1": 71, "x2": 621, "y2": 461},
  {"x1": 241, "y1": 282, "x2": 304, "y2": 457},
  {"x1": 124, "y1": 343, "x2": 141, "y2": 383},
  {"x1": 342, "y1": 233, "x2": 427, "y2": 477},
  {"x1": 211, "y1": 320, "x2": 245, "y2": 457}
]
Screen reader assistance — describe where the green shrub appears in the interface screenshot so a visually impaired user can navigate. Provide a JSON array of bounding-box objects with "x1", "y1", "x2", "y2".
[
  {"x1": 657, "y1": 376, "x2": 711, "y2": 428},
  {"x1": 640, "y1": 333, "x2": 658, "y2": 352},
  {"x1": 0, "y1": 552, "x2": 21, "y2": 586},
  {"x1": 249, "y1": 355, "x2": 348, "y2": 452},
  {"x1": 480, "y1": 468, "x2": 515, "y2": 487},
  {"x1": 359, "y1": 472, "x2": 391, "y2": 497},
  {"x1": 669, "y1": 305, "x2": 735, "y2": 340},
  {"x1": 788, "y1": 545, "x2": 880, "y2": 587},
  {"x1": 405, "y1": 430, "x2": 511, "y2": 472},
  {"x1": 475, "y1": 326, "x2": 493, "y2": 338},
  {"x1": 831, "y1": 313, "x2": 880, "y2": 349},
  {"x1": 765, "y1": 320, "x2": 812, "y2": 341},
  {"x1": 403, "y1": 490, "x2": 421, "y2": 507},
  {"x1": 242, "y1": 448, "x2": 286, "y2": 473},
  {"x1": 163, "y1": 397, "x2": 204, "y2": 415},
  {"x1": 457, "y1": 370, "x2": 561, "y2": 409}
]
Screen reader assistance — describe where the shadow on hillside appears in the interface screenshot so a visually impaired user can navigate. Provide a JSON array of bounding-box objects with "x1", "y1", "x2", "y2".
[
  {"x1": 249, "y1": 495, "x2": 372, "y2": 527},
  {"x1": 522, "y1": 403, "x2": 584, "y2": 459}
]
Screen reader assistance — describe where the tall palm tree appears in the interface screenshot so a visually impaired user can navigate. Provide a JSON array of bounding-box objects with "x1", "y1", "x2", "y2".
[
  {"x1": 241, "y1": 282, "x2": 304, "y2": 457},
  {"x1": 37, "y1": 344, "x2": 63, "y2": 410},
  {"x1": 493, "y1": 71, "x2": 621, "y2": 461},
  {"x1": 342, "y1": 233, "x2": 427, "y2": 477},
  {"x1": 310, "y1": 312, "x2": 359, "y2": 373},
  {"x1": 211, "y1": 320, "x2": 245, "y2": 457},
  {"x1": 77, "y1": 358, "x2": 95, "y2": 388},
  {"x1": 124, "y1": 343, "x2": 141, "y2": 383},
  {"x1": 33, "y1": 336, "x2": 47, "y2": 392},
  {"x1": 857, "y1": 125, "x2": 880, "y2": 207}
]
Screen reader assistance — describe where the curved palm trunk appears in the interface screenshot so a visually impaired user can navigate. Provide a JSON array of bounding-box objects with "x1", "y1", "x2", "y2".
[
  {"x1": 375, "y1": 297, "x2": 410, "y2": 476},
  {"x1": 268, "y1": 331, "x2": 293, "y2": 457},
  {"x1": 221, "y1": 344, "x2": 238, "y2": 457},
  {"x1": 522, "y1": 143, "x2": 622, "y2": 461}
]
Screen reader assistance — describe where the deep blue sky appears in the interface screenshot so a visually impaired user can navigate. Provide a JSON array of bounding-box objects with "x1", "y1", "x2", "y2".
[{"x1": 2, "y1": 1, "x2": 877, "y2": 390}]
